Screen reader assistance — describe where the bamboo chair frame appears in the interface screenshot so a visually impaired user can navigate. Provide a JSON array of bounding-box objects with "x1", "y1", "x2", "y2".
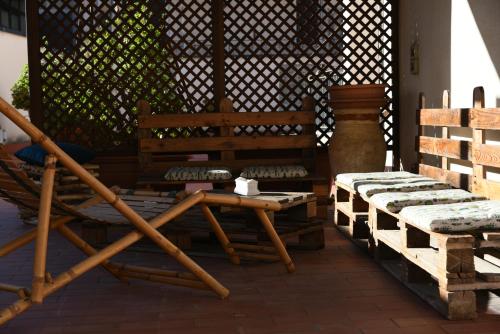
[{"x1": 0, "y1": 97, "x2": 293, "y2": 325}]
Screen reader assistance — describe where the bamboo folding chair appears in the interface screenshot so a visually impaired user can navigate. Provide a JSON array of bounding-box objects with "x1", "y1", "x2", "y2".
[{"x1": 0, "y1": 98, "x2": 294, "y2": 325}]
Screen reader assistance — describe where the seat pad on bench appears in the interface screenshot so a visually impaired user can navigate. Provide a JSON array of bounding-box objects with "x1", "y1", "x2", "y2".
[
  {"x1": 164, "y1": 167, "x2": 232, "y2": 181},
  {"x1": 240, "y1": 165, "x2": 308, "y2": 179},
  {"x1": 358, "y1": 180, "x2": 451, "y2": 199},
  {"x1": 335, "y1": 171, "x2": 421, "y2": 189},
  {"x1": 370, "y1": 189, "x2": 486, "y2": 213},
  {"x1": 400, "y1": 200, "x2": 500, "y2": 232}
]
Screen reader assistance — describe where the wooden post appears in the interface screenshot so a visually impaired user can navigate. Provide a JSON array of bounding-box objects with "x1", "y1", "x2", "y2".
[
  {"x1": 213, "y1": 0, "x2": 225, "y2": 108},
  {"x1": 254, "y1": 208, "x2": 295, "y2": 273},
  {"x1": 200, "y1": 204, "x2": 240, "y2": 264},
  {"x1": 137, "y1": 100, "x2": 152, "y2": 170},
  {"x1": 31, "y1": 154, "x2": 57, "y2": 304},
  {"x1": 441, "y1": 90, "x2": 450, "y2": 170},
  {"x1": 220, "y1": 98, "x2": 235, "y2": 177},
  {"x1": 301, "y1": 96, "x2": 315, "y2": 169},
  {"x1": 472, "y1": 87, "x2": 485, "y2": 195},
  {"x1": 415, "y1": 93, "x2": 425, "y2": 173}
]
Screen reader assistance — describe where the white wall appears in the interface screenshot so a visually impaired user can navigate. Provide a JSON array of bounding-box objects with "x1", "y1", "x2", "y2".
[
  {"x1": 0, "y1": 31, "x2": 29, "y2": 143},
  {"x1": 451, "y1": 0, "x2": 500, "y2": 107},
  {"x1": 399, "y1": 0, "x2": 500, "y2": 170}
]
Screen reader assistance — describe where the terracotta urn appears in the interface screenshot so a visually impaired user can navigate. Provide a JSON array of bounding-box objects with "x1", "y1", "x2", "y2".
[{"x1": 329, "y1": 84, "x2": 387, "y2": 178}]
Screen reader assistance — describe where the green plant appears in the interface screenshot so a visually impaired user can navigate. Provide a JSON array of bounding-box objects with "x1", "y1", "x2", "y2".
[
  {"x1": 18, "y1": 4, "x2": 187, "y2": 149},
  {"x1": 11, "y1": 64, "x2": 30, "y2": 111}
]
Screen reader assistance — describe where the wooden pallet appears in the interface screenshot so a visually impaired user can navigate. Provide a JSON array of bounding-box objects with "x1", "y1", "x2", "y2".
[
  {"x1": 84, "y1": 192, "x2": 324, "y2": 260},
  {"x1": 370, "y1": 203, "x2": 500, "y2": 320},
  {"x1": 334, "y1": 182, "x2": 370, "y2": 242}
]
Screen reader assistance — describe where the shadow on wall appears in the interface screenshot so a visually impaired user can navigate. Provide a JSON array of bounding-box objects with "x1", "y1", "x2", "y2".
[{"x1": 468, "y1": 0, "x2": 500, "y2": 87}]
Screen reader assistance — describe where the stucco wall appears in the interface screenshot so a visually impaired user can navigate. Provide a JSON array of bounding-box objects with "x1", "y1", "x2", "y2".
[
  {"x1": 399, "y1": 0, "x2": 452, "y2": 170},
  {"x1": 398, "y1": 0, "x2": 500, "y2": 170},
  {"x1": 0, "y1": 31, "x2": 29, "y2": 143}
]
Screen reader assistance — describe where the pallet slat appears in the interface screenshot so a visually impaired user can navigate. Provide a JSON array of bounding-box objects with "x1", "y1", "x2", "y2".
[
  {"x1": 140, "y1": 135, "x2": 317, "y2": 153},
  {"x1": 138, "y1": 111, "x2": 315, "y2": 128},
  {"x1": 419, "y1": 137, "x2": 471, "y2": 160}
]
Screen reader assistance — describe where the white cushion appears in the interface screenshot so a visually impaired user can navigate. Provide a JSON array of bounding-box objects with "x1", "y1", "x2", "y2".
[
  {"x1": 240, "y1": 165, "x2": 308, "y2": 179},
  {"x1": 164, "y1": 167, "x2": 232, "y2": 181},
  {"x1": 400, "y1": 200, "x2": 500, "y2": 232},
  {"x1": 335, "y1": 171, "x2": 421, "y2": 188},
  {"x1": 370, "y1": 189, "x2": 486, "y2": 213},
  {"x1": 358, "y1": 180, "x2": 451, "y2": 199}
]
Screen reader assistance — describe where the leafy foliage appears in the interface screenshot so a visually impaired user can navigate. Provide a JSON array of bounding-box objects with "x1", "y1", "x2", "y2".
[
  {"x1": 36, "y1": 4, "x2": 185, "y2": 149},
  {"x1": 11, "y1": 64, "x2": 30, "y2": 111}
]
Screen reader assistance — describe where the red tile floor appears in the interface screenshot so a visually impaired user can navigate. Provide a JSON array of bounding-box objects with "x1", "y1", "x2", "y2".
[{"x1": 0, "y1": 199, "x2": 499, "y2": 334}]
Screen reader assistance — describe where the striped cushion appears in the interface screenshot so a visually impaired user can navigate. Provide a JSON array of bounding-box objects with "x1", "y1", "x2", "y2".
[
  {"x1": 240, "y1": 165, "x2": 308, "y2": 179},
  {"x1": 400, "y1": 200, "x2": 500, "y2": 232},
  {"x1": 358, "y1": 180, "x2": 452, "y2": 199},
  {"x1": 336, "y1": 171, "x2": 421, "y2": 189},
  {"x1": 164, "y1": 167, "x2": 232, "y2": 181},
  {"x1": 370, "y1": 189, "x2": 485, "y2": 213}
]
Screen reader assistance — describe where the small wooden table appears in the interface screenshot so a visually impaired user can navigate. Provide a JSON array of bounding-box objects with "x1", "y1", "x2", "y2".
[{"x1": 202, "y1": 191, "x2": 319, "y2": 273}]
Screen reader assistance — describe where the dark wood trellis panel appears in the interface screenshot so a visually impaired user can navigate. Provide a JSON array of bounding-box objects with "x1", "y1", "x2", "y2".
[{"x1": 27, "y1": 0, "x2": 399, "y2": 163}]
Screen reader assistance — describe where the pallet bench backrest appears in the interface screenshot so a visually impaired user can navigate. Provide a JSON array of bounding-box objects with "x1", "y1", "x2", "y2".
[
  {"x1": 417, "y1": 87, "x2": 500, "y2": 199},
  {"x1": 137, "y1": 97, "x2": 317, "y2": 176}
]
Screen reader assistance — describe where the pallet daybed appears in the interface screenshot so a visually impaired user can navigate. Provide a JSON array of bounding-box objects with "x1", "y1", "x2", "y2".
[
  {"x1": 333, "y1": 90, "x2": 466, "y2": 243},
  {"x1": 136, "y1": 97, "x2": 330, "y2": 215},
  {"x1": 367, "y1": 87, "x2": 500, "y2": 319}
]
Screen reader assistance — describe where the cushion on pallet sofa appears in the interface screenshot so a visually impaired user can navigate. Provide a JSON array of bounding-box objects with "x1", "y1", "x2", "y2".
[
  {"x1": 240, "y1": 165, "x2": 308, "y2": 179},
  {"x1": 164, "y1": 167, "x2": 232, "y2": 181},
  {"x1": 335, "y1": 171, "x2": 420, "y2": 188},
  {"x1": 357, "y1": 180, "x2": 452, "y2": 199},
  {"x1": 399, "y1": 200, "x2": 500, "y2": 232},
  {"x1": 369, "y1": 189, "x2": 486, "y2": 213}
]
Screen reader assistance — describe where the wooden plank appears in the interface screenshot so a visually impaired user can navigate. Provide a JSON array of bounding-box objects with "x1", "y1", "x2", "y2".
[
  {"x1": 376, "y1": 230, "x2": 402, "y2": 252},
  {"x1": 418, "y1": 164, "x2": 471, "y2": 190},
  {"x1": 472, "y1": 179, "x2": 500, "y2": 200},
  {"x1": 140, "y1": 135, "x2": 317, "y2": 153},
  {"x1": 470, "y1": 108, "x2": 500, "y2": 130},
  {"x1": 419, "y1": 108, "x2": 466, "y2": 127},
  {"x1": 419, "y1": 137, "x2": 471, "y2": 160},
  {"x1": 474, "y1": 257, "x2": 500, "y2": 282},
  {"x1": 483, "y1": 232, "x2": 500, "y2": 241},
  {"x1": 472, "y1": 143, "x2": 500, "y2": 168},
  {"x1": 138, "y1": 111, "x2": 316, "y2": 128}
]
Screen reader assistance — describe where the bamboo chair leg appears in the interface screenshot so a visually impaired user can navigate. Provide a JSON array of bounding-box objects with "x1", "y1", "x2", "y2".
[
  {"x1": 200, "y1": 204, "x2": 240, "y2": 265},
  {"x1": 0, "y1": 216, "x2": 74, "y2": 257},
  {"x1": 110, "y1": 195, "x2": 229, "y2": 299},
  {"x1": 31, "y1": 155, "x2": 57, "y2": 304},
  {"x1": 0, "y1": 195, "x2": 105, "y2": 257},
  {"x1": 254, "y1": 209, "x2": 295, "y2": 273},
  {"x1": 56, "y1": 224, "x2": 128, "y2": 283}
]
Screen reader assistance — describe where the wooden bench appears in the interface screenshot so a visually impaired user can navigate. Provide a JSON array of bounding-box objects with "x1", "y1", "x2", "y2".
[
  {"x1": 136, "y1": 96, "x2": 330, "y2": 215},
  {"x1": 368, "y1": 87, "x2": 500, "y2": 319}
]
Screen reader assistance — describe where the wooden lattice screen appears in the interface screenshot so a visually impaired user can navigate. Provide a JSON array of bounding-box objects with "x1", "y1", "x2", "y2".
[{"x1": 27, "y1": 0, "x2": 399, "y2": 160}]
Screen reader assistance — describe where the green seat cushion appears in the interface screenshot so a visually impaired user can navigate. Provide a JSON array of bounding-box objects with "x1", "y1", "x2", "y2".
[
  {"x1": 240, "y1": 165, "x2": 308, "y2": 179},
  {"x1": 370, "y1": 189, "x2": 486, "y2": 213},
  {"x1": 400, "y1": 200, "x2": 500, "y2": 232},
  {"x1": 164, "y1": 167, "x2": 232, "y2": 181}
]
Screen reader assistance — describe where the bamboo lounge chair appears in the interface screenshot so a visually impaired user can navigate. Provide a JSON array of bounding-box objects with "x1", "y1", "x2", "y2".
[{"x1": 0, "y1": 97, "x2": 292, "y2": 325}]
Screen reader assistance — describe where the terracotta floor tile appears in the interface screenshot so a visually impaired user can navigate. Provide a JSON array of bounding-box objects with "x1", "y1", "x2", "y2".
[{"x1": 0, "y1": 201, "x2": 499, "y2": 333}]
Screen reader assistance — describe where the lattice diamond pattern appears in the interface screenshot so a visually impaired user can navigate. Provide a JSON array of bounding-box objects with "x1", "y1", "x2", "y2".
[
  {"x1": 33, "y1": 0, "x2": 396, "y2": 151},
  {"x1": 224, "y1": 0, "x2": 396, "y2": 147}
]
